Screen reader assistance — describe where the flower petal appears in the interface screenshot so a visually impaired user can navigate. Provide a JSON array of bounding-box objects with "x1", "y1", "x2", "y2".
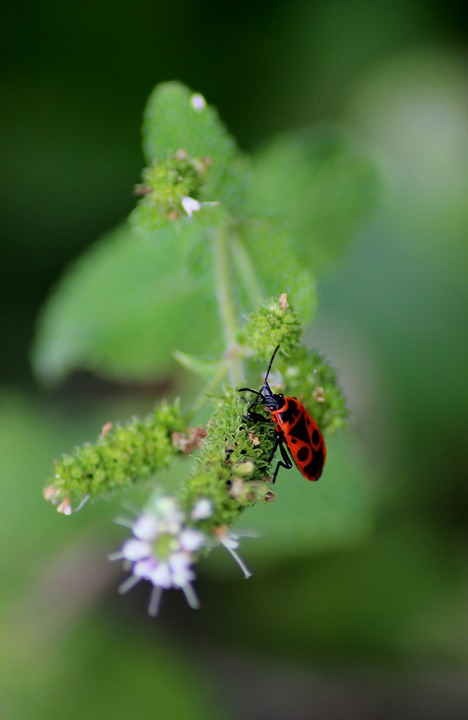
[
  {"x1": 181, "y1": 196, "x2": 201, "y2": 218},
  {"x1": 179, "y1": 529, "x2": 205, "y2": 552},
  {"x1": 149, "y1": 562, "x2": 173, "y2": 589},
  {"x1": 169, "y1": 552, "x2": 195, "y2": 587},
  {"x1": 122, "y1": 539, "x2": 151, "y2": 561},
  {"x1": 190, "y1": 93, "x2": 206, "y2": 111},
  {"x1": 133, "y1": 513, "x2": 159, "y2": 541},
  {"x1": 191, "y1": 498, "x2": 213, "y2": 521},
  {"x1": 134, "y1": 558, "x2": 157, "y2": 578}
]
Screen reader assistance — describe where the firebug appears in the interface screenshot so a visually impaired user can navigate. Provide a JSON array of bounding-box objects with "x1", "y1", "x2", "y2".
[{"x1": 239, "y1": 346, "x2": 326, "y2": 484}]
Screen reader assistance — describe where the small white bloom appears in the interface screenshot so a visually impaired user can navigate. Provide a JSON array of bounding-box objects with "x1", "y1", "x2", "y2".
[
  {"x1": 181, "y1": 196, "x2": 202, "y2": 218},
  {"x1": 181, "y1": 195, "x2": 219, "y2": 219},
  {"x1": 191, "y1": 498, "x2": 213, "y2": 521},
  {"x1": 114, "y1": 493, "x2": 208, "y2": 615},
  {"x1": 57, "y1": 499, "x2": 72, "y2": 515},
  {"x1": 190, "y1": 93, "x2": 206, "y2": 111},
  {"x1": 45, "y1": 491, "x2": 89, "y2": 515}
]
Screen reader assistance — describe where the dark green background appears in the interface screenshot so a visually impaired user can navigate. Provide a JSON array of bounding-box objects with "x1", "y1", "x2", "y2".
[{"x1": 1, "y1": 2, "x2": 467, "y2": 719}]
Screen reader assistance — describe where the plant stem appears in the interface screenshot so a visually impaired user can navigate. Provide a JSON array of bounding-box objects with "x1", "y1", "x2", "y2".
[
  {"x1": 185, "y1": 361, "x2": 229, "y2": 422},
  {"x1": 213, "y1": 226, "x2": 243, "y2": 386},
  {"x1": 231, "y1": 232, "x2": 263, "y2": 307}
]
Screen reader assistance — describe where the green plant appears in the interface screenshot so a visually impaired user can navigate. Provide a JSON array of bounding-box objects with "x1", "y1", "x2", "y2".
[{"x1": 35, "y1": 82, "x2": 379, "y2": 613}]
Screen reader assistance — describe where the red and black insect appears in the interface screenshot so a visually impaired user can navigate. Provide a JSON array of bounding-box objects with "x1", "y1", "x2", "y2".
[{"x1": 239, "y1": 346, "x2": 326, "y2": 484}]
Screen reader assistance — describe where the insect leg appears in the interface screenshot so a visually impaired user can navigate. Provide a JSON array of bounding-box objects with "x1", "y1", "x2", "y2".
[
  {"x1": 244, "y1": 410, "x2": 271, "y2": 424},
  {"x1": 269, "y1": 433, "x2": 293, "y2": 484},
  {"x1": 238, "y1": 388, "x2": 263, "y2": 408}
]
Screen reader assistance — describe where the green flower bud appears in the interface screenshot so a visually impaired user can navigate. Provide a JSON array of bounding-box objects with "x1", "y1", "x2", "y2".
[{"x1": 44, "y1": 400, "x2": 184, "y2": 512}]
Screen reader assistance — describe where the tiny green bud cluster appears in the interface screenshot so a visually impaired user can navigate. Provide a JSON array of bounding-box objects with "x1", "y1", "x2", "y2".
[
  {"x1": 132, "y1": 148, "x2": 214, "y2": 228},
  {"x1": 43, "y1": 400, "x2": 184, "y2": 513},
  {"x1": 242, "y1": 294, "x2": 302, "y2": 360}
]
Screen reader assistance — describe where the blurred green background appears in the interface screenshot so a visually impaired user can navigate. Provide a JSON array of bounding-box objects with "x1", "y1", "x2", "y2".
[{"x1": 1, "y1": 1, "x2": 467, "y2": 719}]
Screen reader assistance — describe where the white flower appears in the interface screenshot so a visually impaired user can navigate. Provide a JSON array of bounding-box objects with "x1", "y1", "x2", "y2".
[
  {"x1": 190, "y1": 93, "x2": 206, "y2": 111},
  {"x1": 181, "y1": 196, "x2": 201, "y2": 217},
  {"x1": 181, "y1": 195, "x2": 219, "y2": 218},
  {"x1": 191, "y1": 498, "x2": 213, "y2": 521},
  {"x1": 114, "y1": 494, "x2": 207, "y2": 615}
]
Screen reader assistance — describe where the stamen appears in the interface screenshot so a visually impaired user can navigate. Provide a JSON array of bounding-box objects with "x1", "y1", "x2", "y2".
[
  {"x1": 221, "y1": 540, "x2": 252, "y2": 579},
  {"x1": 72, "y1": 494, "x2": 90, "y2": 513},
  {"x1": 118, "y1": 574, "x2": 141, "y2": 594},
  {"x1": 148, "y1": 586, "x2": 163, "y2": 616},
  {"x1": 113, "y1": 516, "x2": 135, "y2": 529},
  {"x1": 108, "y1": 551, "x2": 124, "y2": 561},
  {"x1": 182, "y1": 583, "x2": 200, "y2": 609}
]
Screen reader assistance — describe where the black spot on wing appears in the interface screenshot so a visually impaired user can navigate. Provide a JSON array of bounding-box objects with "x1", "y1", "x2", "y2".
[
  {"x1": 303, "y1": 445, "x2": 325, "y2": 480},
  {"x1": 279, "y1": 399, "x2": 300, "y2": 424},
  {"x1": 311, "y1": 428, "x2": 320, "y2": 446},
  {"x1": 287, "y1": 413, "x2": 310, "y2": 443},
  {"x1": 296, "y1": 446, "x2": 310, "y2": 463}
]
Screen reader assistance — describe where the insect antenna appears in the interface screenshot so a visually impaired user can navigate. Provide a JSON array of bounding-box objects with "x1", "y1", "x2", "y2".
[
  {"x1": 238, "y1": 387, "x2": 263, "y2": 397},
  {"x1": 263, "y1": 345, "x2": 280, "y2": 393},
  {"x1": 238, "y1": 346, "x2": 280, "y2": 399},
  {"x1": 264, "y1": 346, "x2": 280, "y2": 382}
]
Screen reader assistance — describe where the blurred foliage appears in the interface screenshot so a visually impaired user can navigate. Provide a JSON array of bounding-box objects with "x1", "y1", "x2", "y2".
[
  {"x1": 1, "y1": 1, "x2": 467, "y2": 719},
  {"x1": 247, "y1": 129, "x2": 381, "y2": 272},
  {"x1": 32, "y1": 221, "x2": 221, "y2": 381},
  {"x1": 33, "y1": 83, "x2": 374, "y2": 384}
]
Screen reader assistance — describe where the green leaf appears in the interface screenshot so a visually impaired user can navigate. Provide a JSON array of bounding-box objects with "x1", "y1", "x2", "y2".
[
  {"x1": 234, "y1": 221, "x2": 318, "y2": 323},
  {"x1": 248, "y1": 128, "x2": 381, "y2": 271},
  {"x1": 173, "y1": 349, "x2": 225, "y2": 380},
  {"x1": 32, "y1": 222, "x2": 221, "y2": 383},
  {"x1": 142, "y1": 81, "x2": 246, "y2": 212}
]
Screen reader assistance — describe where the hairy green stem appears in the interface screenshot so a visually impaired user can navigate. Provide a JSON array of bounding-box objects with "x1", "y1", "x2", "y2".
[
  {"x1": 213, "y1": 226, "x2": 243, "y2": 386},
  {"x1": 231, "y1": 232, "x2": 263, "y2": 307},
  {"x1": 185, "y1": 361, "x2": 229, "y2": 422}
]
